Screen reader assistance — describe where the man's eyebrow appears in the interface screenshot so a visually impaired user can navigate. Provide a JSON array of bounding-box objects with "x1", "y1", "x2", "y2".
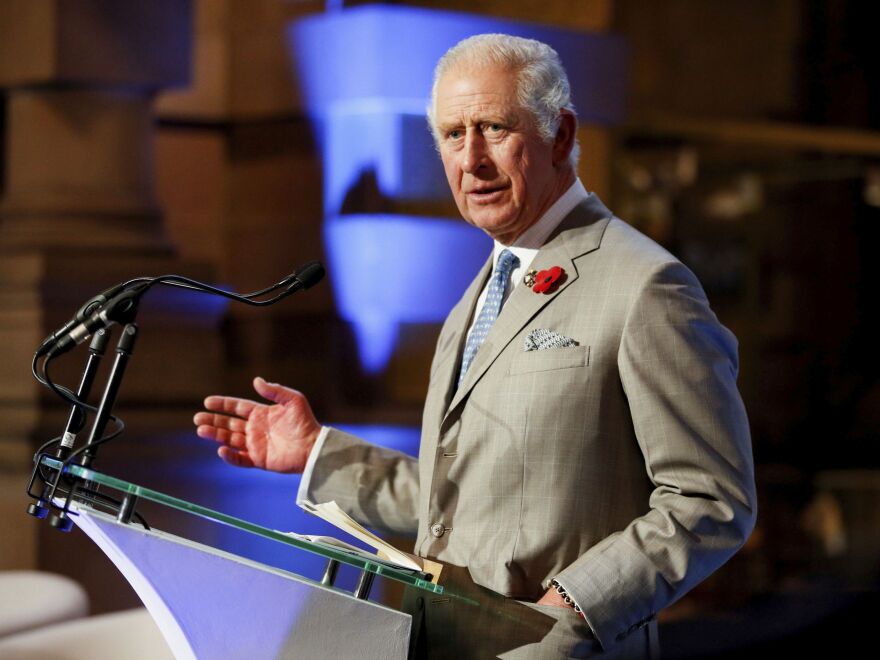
[
  {"x1": 436, "y1": 120, "x2": 470, "y2": 137},
  {"x1": 437, "y1": 112, "x2": 518, "y2": 133}
]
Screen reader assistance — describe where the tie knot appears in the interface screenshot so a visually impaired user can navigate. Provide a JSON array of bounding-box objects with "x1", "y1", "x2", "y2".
[{"x1": 496, "y1": 249, "x2": 519, "y2": 276}]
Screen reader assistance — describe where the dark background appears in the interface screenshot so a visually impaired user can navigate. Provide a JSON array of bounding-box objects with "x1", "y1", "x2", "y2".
[{"x1": 1, "y1": 1, "x2": 878, "y2": 657}]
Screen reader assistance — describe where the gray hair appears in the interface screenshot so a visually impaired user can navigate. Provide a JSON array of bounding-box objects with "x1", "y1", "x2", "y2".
[{"x1": 427, "y1": 33, "x2": 580, "y2": 168}]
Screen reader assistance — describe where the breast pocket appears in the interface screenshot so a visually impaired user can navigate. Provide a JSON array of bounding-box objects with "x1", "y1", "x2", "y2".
[{"x1": 507, "y1": 345, "x2": 590, "y2": 375}]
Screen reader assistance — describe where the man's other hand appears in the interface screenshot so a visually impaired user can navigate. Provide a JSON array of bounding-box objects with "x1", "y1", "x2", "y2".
[
  {"x1": 193, "y1": 376, "x2": 321, "y2": 473},
  {"x1": 537, "y1": 586, "x2": 576, "y2": 610}
]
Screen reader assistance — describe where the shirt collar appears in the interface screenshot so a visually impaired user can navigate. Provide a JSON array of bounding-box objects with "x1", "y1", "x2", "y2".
[{"x1": 491, "y1": 178, "x2": 589, "y2": 271}]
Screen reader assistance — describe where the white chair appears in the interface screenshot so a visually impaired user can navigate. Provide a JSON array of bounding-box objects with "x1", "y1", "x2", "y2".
[
  {"x1": 0, "y1": 571, "x2": 89, "y2": 638},
  {"x1": 0, "y1": 608, "x2": 173, "y2": 659}
]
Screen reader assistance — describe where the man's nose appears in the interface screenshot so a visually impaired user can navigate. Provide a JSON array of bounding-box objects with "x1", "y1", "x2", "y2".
[{"x1": 462, "y1": 131, "x2": 489, "y2": 173}]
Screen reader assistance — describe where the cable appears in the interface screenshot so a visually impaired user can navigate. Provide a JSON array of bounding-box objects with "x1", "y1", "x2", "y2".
[
  {"x1": 32, "y1": 353, "x2": 80, "y2": 404},
  {"x1": 148, "y1": 274, "x2": 299, "y2": 306},
  {"x1": 38, "y1": 347, "x2": 123, "y2": 437},
  {"x1": 41, "y1": 353, "x2": 95, "y2": 411},
  {"x1": 33, "y1": 436, "x2": 62, "y2": 461},
  {"x1": 42, "y1": 351, "x2": 125, "y2": 459},
  {"x1": 60, "y1": 417, "x2": 125, "y2": 475}
]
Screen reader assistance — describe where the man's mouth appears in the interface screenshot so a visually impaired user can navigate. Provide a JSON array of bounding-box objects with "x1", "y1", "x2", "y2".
[{"x1": 467, "y1": 185, "x2": 507, "y2": 202}]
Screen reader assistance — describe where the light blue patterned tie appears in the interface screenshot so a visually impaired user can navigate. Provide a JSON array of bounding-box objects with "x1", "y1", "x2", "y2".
[{"x1": 458, "y1": 249, "x2": 519, "y2": 387}]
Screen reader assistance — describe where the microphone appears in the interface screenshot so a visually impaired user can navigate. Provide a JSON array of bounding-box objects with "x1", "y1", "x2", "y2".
[
  {"x1": 36, "y1": 262, "x2": 325, "y2": 357},
  {"x1": 35, "y1": 278, "x2": 152, "y2": 357},
  {"x1": 286, "y1": 261, "x2": 325, "y2": 293},
  {"x1": 44, "y1": 286, "x2": 148, "y2": 358}
]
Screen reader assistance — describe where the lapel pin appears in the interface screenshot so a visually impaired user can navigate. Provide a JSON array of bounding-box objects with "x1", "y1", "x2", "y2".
[
  {"x1": 523, "y1": 269, "x2": 538, "y2": 288},
  {"x1": 532, "y1": 266, "x2": 565, "y2": 294}
]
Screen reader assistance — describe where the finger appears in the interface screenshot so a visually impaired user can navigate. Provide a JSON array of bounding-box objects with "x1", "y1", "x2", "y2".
[
  {"x1": 195, "y1": 424, "x2": 218, "y2": 441},
  {"x1": 196, "y1": 425, "x2": 247, "y2": 449},
  {"x1": 253, "y1": 376, "x2": 300, "y2": 405},
  {"x1": 203, "y1": 395, "x2": 259, "y2": 418},
  {"x1": 193, "y1": 412, "x2": 247, "y2": 433},
  {"x1": 218, "y1": 446, "x2": 255, "y2": 469}
]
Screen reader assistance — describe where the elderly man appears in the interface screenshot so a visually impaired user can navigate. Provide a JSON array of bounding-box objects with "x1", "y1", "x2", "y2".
[{"x1": 195, "y1": 34, "x2": 756, "y2": 659}]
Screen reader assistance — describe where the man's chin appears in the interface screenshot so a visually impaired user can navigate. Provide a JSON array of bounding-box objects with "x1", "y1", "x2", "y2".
[
  {"x1": 465, "y1": 210, "x2": 514, "y2": 233},
  {"x1": 474, "y1": 222, "x2": 524, "y2": 245}
]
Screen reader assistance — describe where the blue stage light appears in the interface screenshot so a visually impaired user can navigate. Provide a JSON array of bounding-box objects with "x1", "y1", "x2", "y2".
[{"x1": 325, "y1": 214, "x2": 490, "y2": 372}]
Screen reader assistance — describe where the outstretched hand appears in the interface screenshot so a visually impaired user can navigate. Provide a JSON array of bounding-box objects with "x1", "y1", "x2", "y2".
[{"x1": 193, "y1": 377, "x2": 321, "y2": 473}]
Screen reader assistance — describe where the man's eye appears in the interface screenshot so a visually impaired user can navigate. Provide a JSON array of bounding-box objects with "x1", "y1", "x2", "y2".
[
  {"x1": 487, "y1": 123, "x2": 503, "y2": 133},
  {"x1": 448, "y1": 129, "x2": 462, "y2": 140}
]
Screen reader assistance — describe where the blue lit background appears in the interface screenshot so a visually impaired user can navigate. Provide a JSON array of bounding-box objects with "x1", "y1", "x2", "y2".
[{"x1": 287, "y1": 4, "x2": 626, "y2": 373}]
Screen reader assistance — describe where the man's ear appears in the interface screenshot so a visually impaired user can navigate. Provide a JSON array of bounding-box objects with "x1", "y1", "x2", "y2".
[{"x1": 552, "y1": 110, "x2": 577, "y2": 166}]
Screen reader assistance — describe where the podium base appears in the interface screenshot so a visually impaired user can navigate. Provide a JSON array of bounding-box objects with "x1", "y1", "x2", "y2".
[{"x1": 68, "y1": 502, "x2": 411, "y2": 659}]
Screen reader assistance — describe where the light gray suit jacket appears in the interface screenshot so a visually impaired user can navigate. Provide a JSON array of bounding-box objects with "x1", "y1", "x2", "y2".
[{"x1": 301, "y1": 194, "x2": 757, "y2": 651}]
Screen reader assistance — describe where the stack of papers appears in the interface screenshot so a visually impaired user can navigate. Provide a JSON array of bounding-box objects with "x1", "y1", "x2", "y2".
[{"x1": 287, "y1": 500, "x2": 443, "y2": 582}]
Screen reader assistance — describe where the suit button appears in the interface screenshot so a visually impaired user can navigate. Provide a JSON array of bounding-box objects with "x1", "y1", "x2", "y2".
[{"x1": 430, "y1": 523, "x2": 445, "y2": 538}]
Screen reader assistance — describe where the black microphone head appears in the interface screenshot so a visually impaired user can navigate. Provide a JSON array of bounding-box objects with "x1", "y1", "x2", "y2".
[{"x1": 294, "y1": 261, "x2": 325, "y2": 289}]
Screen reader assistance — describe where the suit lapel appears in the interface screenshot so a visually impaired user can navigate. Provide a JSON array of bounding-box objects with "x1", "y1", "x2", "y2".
[{"x1": 443, "y1": 195, "x2": 614, "y2": 423}]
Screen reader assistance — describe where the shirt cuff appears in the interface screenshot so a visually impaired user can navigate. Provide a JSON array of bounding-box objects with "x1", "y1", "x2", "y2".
[
  {"x1": 549, "y1": 577, "x2": 596, "y2": 636},
  {"x1": 295, "y1": 425, "x2": 331, "y2": 506}
]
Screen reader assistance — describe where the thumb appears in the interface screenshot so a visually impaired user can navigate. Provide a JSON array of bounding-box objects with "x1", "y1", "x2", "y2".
[{"x1": 253, "y1": 376, "x2": 298, "y2": 405}]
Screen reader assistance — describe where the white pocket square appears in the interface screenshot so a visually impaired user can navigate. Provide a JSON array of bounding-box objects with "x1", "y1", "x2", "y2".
[{"x1": 523, "y1": 328, "x2": 579, "y2": 351}]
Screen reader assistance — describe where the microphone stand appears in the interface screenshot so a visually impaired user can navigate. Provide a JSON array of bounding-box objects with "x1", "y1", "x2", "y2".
[
  {"x1": 26, "y1": 261, "x2": 325, "y2": 529},
  {"x1": 26, "y1": 330, "x2": 111, "y2": 520},
  {"x1": 59, "y1": 329, "x2": 111, "y2": 460},
  {"x1": 49, "y1": 304, "x2": 142, "y2": 532},
  {"x1": 78, "y1": 323, "x2": 139, "y2": 470}
]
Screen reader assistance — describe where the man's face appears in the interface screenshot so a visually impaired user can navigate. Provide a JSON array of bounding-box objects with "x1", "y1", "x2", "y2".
[{"x1": 434, "y1": 64, "x2": 563, "y2": 245}]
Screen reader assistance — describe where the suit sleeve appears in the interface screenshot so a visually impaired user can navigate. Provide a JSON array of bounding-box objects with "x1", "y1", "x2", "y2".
[
  {"x1": 297, "y1": 426, "x2": 420, "y2": 536},
  {"x1": 553, "y1": 259, "x2": 757, "y2": 649}
]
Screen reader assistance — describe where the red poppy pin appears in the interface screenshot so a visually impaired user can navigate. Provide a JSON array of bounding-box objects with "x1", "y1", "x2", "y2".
[{"x1": 530, "y1": 266, "x2": 565, "y2": 294}]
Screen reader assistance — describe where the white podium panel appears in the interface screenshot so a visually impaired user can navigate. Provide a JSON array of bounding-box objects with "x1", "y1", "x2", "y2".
[{"x1": 70, "y1": 504, "x2": 411, "y2": 659}]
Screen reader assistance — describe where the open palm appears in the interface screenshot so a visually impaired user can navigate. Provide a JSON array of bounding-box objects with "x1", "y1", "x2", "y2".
[{"x1": 193, "y1": 377, "x2": 321, "y2": 473}]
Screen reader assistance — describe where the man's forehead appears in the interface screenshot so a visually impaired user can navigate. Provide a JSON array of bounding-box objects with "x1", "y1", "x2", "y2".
[
  {"x1": 435, "y1": 65, "x2": 523, "y2": 120},
  {"x1": 437, "y1": 61, "x2": 517, "y2": 93},
  {"x1": 435, "y1": 100, "x2": 519, "y2": 130}
]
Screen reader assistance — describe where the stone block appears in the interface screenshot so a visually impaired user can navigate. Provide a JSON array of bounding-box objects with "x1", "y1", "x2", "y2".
[
  {"x1": 0, "y1": 0, "x2": 192, "y2": 89},
  {"x1": 2, "y1": 90, "x2": 154, "y2": 212},
  {"x1": 155, "y1": 129, "x2": 227, "y2": 263}
]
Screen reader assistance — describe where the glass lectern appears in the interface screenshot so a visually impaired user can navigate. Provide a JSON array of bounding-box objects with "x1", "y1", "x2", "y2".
[{"x1": 36, "y1": 456, "x2": 443, "y2": 659}]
